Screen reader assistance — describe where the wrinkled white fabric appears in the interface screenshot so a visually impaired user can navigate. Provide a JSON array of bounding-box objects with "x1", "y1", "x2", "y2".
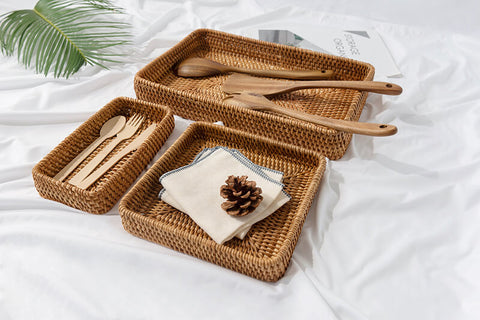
[{"x1": 1, "y1": 0, "x2": 480, "y2": 319}]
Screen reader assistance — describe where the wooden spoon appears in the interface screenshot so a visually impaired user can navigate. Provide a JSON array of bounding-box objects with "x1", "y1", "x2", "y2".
[
  {"x1": 54, "y1": 115, "x2": 126, "y2": 181},
  {"x1": 176, "y1": 57, "x2": 334, "y2": 80},
  {"x1": 223, "y1": 93, "x2": 397, "y2": 136},
  {"x1": 223, "y1": 73, "x2": 403, "y2": 96},
  {"x1": 69, "y1": 114, "x2": 144, "y2": 186}
]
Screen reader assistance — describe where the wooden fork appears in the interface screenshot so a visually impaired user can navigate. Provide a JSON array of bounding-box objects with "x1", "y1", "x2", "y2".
[{"x1": 69, "y1": 114, "x2": 144, "y2": 186}]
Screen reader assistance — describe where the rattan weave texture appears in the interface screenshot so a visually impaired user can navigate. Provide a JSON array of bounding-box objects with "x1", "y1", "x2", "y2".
[{"x1": 119, "y1": 122, "x2": 326, "y2": 281}]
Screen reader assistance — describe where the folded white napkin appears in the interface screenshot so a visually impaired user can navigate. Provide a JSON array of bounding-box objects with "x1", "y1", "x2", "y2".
[{"x1": 158, "y1": 147, "x2": 290, "y2": 244}]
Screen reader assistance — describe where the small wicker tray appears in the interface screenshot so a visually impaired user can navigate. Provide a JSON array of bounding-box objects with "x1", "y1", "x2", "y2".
[
  {"x1": 32, "y1": 97, "x2": 174, "y2": 214},
  {"x1": 119, "y1": 122, "x2": 326, "y2": 281},
  {"x1": 134, "y1": 28, "x2": 375, "y2": 159}
]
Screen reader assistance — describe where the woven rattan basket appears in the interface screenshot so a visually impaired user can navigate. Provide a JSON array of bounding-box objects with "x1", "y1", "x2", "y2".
[
  {"x1": 32, "y1": 97, "x2": 174, "y2": 214},
  {"x1": 119, "y1": 122, "x2": 326, "y2": 281},
  {"x1": 134, "y1": 28, "x2": 375, "y2": 160}
]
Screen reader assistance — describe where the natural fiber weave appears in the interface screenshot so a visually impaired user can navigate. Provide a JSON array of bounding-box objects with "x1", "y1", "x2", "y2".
[
  {"x1": 134, "y1": 28, "x2": 374, "y2": 159},
  {"x1": 119, "y1": 122, "x2": 326, "y2": 282},
  {"x1": 32, "y1": 97, "x2": 174, "y2": 214}
]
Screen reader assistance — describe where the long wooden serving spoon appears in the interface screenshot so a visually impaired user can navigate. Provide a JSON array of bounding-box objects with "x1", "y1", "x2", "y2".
[
  {"x1": 176, "y1": 57, "x2": 334, "y2": 80},
  {"x1": 223, "y1": 73, "x2": 403, "y2": 96},
  {"x1": 223, "y1": 92, "x2": 397, "y2": 136},
  {"x1": 54, "y1": 115, "x2": 126, "y2": 182}
]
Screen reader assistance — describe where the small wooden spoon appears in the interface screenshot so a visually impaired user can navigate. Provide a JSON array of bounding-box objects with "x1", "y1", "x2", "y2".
[
  {"x1": 54, "y1": 115, "x2": 126, "y2": 181},
  {"x1": 223, "y1": 73, "x2": 403, "y2": 96},
  {"x1": 223, "y1": 93, "x2": 397, "y2": 136},
  {"x1": 176, "y1": 57, "x2": 334, "y2": 80}
]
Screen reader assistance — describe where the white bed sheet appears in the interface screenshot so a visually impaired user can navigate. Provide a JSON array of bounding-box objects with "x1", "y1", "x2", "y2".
[{"x1": 1, "y1": 1, "x2": 479, "y2": 319}]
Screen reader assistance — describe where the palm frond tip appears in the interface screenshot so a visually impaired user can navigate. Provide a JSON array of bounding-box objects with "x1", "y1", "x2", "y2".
[{"x1": 0, "y1": 0, "x2": 131, "y2": 78}]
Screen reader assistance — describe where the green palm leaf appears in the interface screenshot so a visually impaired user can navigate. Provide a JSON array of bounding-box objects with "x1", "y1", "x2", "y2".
[{"x1": 0, "y1": 0, "x2": 130, "y2": 78}]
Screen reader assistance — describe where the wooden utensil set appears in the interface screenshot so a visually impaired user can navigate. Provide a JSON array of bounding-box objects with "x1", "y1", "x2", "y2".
[
  {"x1": 178, "y1": 57, "x2": 402, "y2": 137},
  {"x1": 55, "y1": 57, "x2": 401, "y2": 189},
  {"x1": 54, "y1": 113, "x2": 154, "y2": 189}
]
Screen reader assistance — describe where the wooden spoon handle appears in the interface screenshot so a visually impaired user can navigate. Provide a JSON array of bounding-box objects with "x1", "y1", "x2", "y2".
[
  {"x1": 233, "y1": 67, "x2": 334, "y2": 80},
  {"x1": 53, "y1": 136, "x2": 104, "y2": 182},
  {"x1": 289, "y1": 80, "x2": 402, "y2": 95},
  {"x1": 69, "y1": 135, "x2": 122, "y2": 185},
  {"x1": 76, "y1": 146, "x2": 132, "y2": 189},
  {"x1": 266, "y1": 105, "x2": 397, "y2": 136}
]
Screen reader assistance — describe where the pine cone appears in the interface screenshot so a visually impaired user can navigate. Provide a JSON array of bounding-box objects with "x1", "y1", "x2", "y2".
[{"x1": 220, "y1": 175, "x2": 263, "y2": 216}]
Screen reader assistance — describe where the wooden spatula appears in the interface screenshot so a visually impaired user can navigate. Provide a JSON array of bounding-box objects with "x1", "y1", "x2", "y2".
[
  {"x1": 223, "y1": 73, "x2": 403, "y2": 96},
  {"x1": 223, "y1": 92, "x2": 397, "y2": 136}
]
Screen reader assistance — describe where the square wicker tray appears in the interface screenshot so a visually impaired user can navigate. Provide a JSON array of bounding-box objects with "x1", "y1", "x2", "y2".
[
  {"x1": 32, "y1": 97, "x2": 174, "y2": 214},
  {"x1": 134, "y1": 28, "x2": 375, "y2": 159},
  {"x1": 119, "y1": 122, "x2": 326, "y2": 281}
]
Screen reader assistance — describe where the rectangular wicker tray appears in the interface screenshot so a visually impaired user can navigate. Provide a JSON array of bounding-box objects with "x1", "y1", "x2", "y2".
[
  {"x1": 134, "y1": 28, "x2": 375, "y2": 159},
  {"x1": 119, "y1": 122, "x2": 326, "y2": 281},
  {"x1": 32, "y1": 97, "x2": 174, "y2": 214}
]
